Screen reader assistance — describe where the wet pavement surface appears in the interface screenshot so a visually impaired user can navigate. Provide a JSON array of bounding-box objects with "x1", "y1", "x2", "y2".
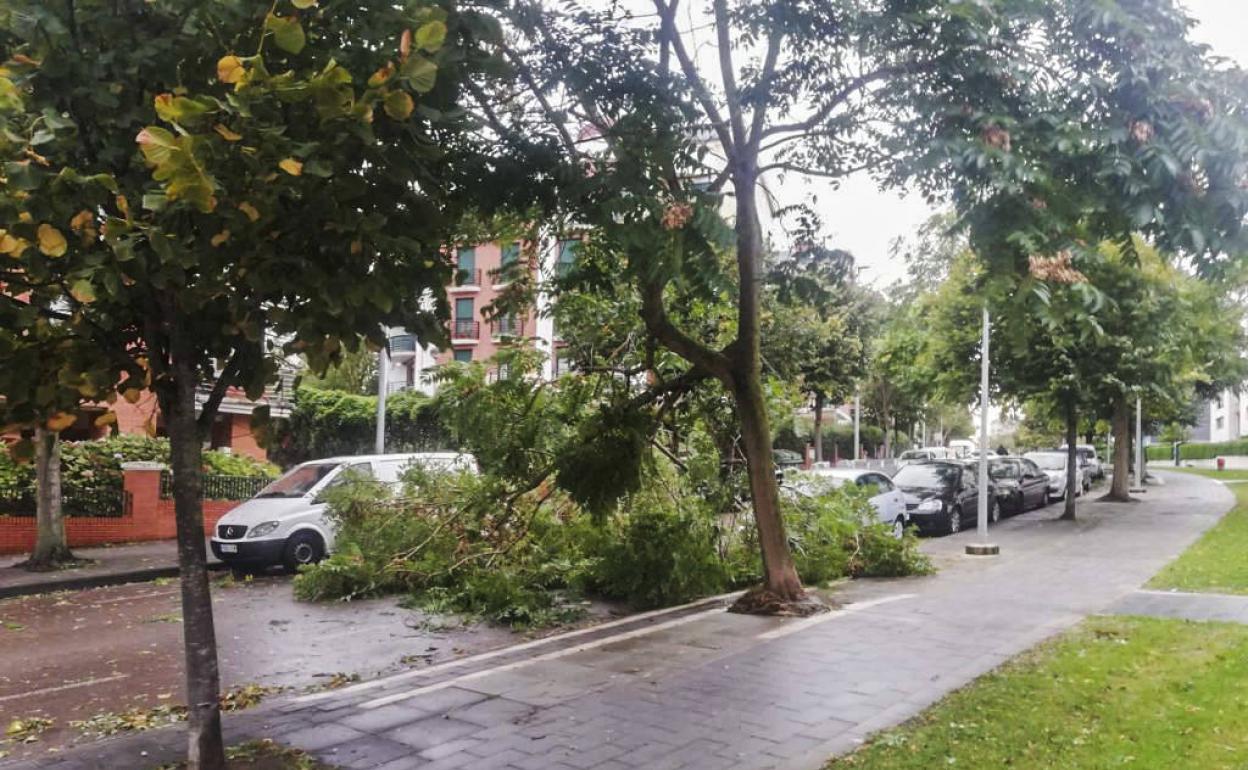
[{"x1": 0, "y1": 573, "x2": 606, "y2": 761}]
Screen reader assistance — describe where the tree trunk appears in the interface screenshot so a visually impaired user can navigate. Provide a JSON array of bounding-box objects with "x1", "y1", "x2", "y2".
[
  {"x1": 1061, "y1": 399, "x2": 1077, "y2": 520},
  {"x1": 881, "y1": 401, "x2": 892, "y2": 460},
  {"x1": 735, "y1": 376, "x2": 804, "y2": 601},
  {"x1": 24, "y1": 428, "x2": 74, "y2": 569},
  {"x1": 812, "y1": 391, "x2": 824, "y2": 464},
  {"x1": 164, "y1": 350, "x2": 226, "y2": 770},
  {"x1": 1106, "y1": 397, "x2": 1132, "y2": 501}
]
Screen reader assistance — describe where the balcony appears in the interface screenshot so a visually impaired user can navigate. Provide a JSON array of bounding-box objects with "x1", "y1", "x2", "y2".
[
  {"x1": 450, "y1": 319, "x2": 480, "y2": 342},
  {"x1": 491, "y1": 317, "x2": 526, "y2": 339},
  {"x1": 388, "y1": 333, "x2": 417, "y2": 361},
  {"x1": 451, "y1": 268, "x2": 482, "y2": 290}
]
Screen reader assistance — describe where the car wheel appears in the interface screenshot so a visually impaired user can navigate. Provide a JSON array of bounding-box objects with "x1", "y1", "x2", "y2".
[
  {"x1": 989, "y1": 498, "x2": 1001, "y2": 524},
  {"x1": 947, "y1": 507, "x2": 962, "y2": 535},
  {"x1": 282, "y1": 531, "x2": 325, "y2": 574},
  {"x1": 892, "y1": 517, "x2": 905, "y2": 540}
]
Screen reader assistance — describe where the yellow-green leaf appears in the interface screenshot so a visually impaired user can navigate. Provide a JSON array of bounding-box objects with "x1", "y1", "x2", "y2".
[
  {"x1": 400, "y1": 55, "x2": 437, "y2": 94},
  {"x1": 238, "y1": 202, "x2": 260, "y2": 222},
  {"x1": 291, "y1": 0, "x2": 317, "y2": 7},
  {"x1": 153, "y1": 93, "x2": 213, "y2": 124},
  {"x1": 383, "y1": 90, "x2": 414, "y2": 120},
  {"x1": 266, "y1": 14, "x2": 306, "y2": 55},
  {"x1": 217, "y1": 55, "x2": 245, "y2": 84},
  {"x1": 69, "y1": 278, "x2": 96, "y2": 303},
  {"x1": 415, "y1": 20, "x2": 447, "y2": 53},
  {"x1": 279, "y1": 158, "x2": 303, "y2": 176},
  {"x1": 36, "y1": 224, "x2": 67, "y2": 257},
  {"x1": 214, "y1": 124, "x2": 242, "y2": 141}
]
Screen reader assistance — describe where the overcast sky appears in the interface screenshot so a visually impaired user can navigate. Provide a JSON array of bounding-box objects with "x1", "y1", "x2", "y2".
[{"x1": 776, "y1": 0, "x2": 1247, "y2": 289}]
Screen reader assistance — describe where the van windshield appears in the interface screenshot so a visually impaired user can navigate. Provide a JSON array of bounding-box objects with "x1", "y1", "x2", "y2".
[{"x1": 255, "y1": 463, "x2": 340, "y2": 498}]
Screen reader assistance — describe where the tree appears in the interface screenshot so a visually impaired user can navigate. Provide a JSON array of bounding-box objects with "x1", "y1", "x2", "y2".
[
  {"x1": 0, "y1": 2, "x2": 514, "y2": 765},
  {"x1": 298, "y1": 343, "x2": 378, "y2": 396},
  {"x1": 486, "y1": 0, "x2": 1043, "y2": 609}
]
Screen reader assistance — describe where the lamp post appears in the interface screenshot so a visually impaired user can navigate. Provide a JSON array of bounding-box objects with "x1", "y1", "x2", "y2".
[
  {"x1": 1130, "y1": 395, "x2": 1145, "y2": 493},
  {"x1": 968, "y1": 305, "x2": 999, "y2": 556},
  {"x1": 374, "y1": 338, "x2": 389, "y2": 455},
  {"x1": 853, "y1": 389, "x2": 861, "y2": 464}
]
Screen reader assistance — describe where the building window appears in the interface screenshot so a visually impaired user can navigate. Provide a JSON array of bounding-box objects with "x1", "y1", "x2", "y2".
[
  {"x1": 501, "y1": 242, "x2": 521, "y2": 268},
  {"x1": 453, "y1": 349, "x2": 473, "y2": 364},
  {"x1": 557, "y1": 239, "x2": 579, "y2": 277},
  {"x1": 1216, "y1": 416, "x2": 1225, "y2": 430},
  {"x1": 554, "y1": 351, "x2": 573, "y2": 376},
  {"x1": 456, "y1": 247, "x2": 477, "y2": 286},
  {"x1": 454, "y1": 297, "x2": 474, "y2": 320}
]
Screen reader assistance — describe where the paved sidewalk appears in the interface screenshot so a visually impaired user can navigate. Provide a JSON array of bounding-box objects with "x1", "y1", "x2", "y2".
[
  {"x1": 0, "y1": 540, "x2": 222, "y2": 599},
  {"x1": 5, "y1": 470, "x2": 1232, "y2": 770},
  {"x1": 1109, "y1": 589, "x2": 1248, "y2": 624}
]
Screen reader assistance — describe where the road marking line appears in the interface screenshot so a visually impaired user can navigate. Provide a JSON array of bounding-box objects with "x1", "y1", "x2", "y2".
[
  {"x1": 359, "y1": 605, "x2": 727, "y2": 710},
  {"x1": 293, "y1": 590, "x2": 742, "y2": 704},
  {"x1": 0, "y1": 673, "x2": 129, "y2": 704},
  {"x1": 755, "y1": 594, "x2": 916, "y2": 641}
]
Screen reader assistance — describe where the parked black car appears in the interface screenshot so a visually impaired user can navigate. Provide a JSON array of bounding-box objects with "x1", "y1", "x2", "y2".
[
  {"x1": 988, "y1": 456, "x2": 1051, "y2": 514},
  {"x1": 892, "y1": 460, "x2": 997, "y2": 536}
]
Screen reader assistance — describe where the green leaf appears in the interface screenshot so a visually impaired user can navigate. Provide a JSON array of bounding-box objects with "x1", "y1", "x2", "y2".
[
  {"x1": 400, "y1": 56, "x2": 437, "y2": 94},
  {"x1": 265, "y1": 14, "x2": 306, "y2": 55},
  {"x1": 415, "y1": 20, "x2": 447, "y2": 53},
  {"x1": 291, "y1": 0, "x2": 316, "y2": 7},
  {"x1": 383, "y1": 90, "x2": 414, "y2": 120}
]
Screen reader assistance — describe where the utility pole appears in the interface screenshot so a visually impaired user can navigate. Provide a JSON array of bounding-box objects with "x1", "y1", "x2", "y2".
[
  {"x1": 968, "y1": 306, "x2": 999, "y2": 556},
  {"x1": 1130, "y1": 395, "x2": 1145, "y2": 493},
  {"x1": 853, "y1": 389, "x2": 861, "y2": 464},
  {"x1": 374, "y1": 339, "x2": 389, "y2": 455}
]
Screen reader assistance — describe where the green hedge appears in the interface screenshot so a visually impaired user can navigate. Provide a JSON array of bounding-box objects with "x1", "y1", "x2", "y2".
[
  {"x1": 775, "y1": 422, "x2": 888, "y2": 460},
  {"x1": 267, "y1": 387, "x2": 453, "y2": 467},
  {"x1": 1147, "y1": 440, "x2": 1248, "y2": 461},
  {"x1": 0, "y1": 435, "x2": 276, "y2": 500}
]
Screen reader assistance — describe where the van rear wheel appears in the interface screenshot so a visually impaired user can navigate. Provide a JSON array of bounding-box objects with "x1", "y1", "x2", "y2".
[{"x1": 282, "y1": 531, "x2": 325, "y2": 574}]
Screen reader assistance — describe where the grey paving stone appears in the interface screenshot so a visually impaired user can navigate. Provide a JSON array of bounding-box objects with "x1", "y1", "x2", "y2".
[
  {"x1": 277, "y1": 723, "x2": 368, "y2": 752},
  {"x1": 384, "y1": 715, "x2": 482, "y2": 751},
  {"x1": 321, "y1": 736, "x2": 416, "y2": 769},
  {"x1": 341, "y1": 702, "x2": 436, "y2": 733}
]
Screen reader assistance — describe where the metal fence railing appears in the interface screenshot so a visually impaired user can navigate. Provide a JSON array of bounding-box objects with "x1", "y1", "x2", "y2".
[
  {"x1": 160, "y1": 473, "x2": 269, "y2": 501},
  {"x1": 0, "y1": 485, "x2": 128, "y2": 518}
]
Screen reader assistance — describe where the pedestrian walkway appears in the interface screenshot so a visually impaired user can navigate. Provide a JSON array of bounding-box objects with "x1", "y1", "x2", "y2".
[
  {"x1": 5, "y1": 470, "x2": 1232, "y2": 770},
  {"x1": 0, "y1": 540, "x2": 222, "y2": 599},
  {"x1": 1109, "y1": 588, "x2": 1248, "y2": 624}
]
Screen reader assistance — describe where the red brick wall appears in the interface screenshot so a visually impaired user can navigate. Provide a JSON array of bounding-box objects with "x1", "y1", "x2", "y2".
[{"x1": 0, "y1": 466, "x2": 242, "y2": 555}]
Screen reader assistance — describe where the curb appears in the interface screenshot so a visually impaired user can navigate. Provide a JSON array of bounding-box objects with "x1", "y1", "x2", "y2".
[{"x1": 0, "y1": 560, "x2": 228, "y2": 600}]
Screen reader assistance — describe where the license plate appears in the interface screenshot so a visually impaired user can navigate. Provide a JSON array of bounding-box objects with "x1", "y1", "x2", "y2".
[{"x1": 219, "y1": 543, "x2": 238, "y2": 553}]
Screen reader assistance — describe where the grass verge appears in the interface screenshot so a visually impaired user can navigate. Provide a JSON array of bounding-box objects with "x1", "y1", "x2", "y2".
[
  {"x1": 826, "y1": 615, "x2": 1248, "y2": 769},
  {"x1": 1148, "y1": 468, "x2": 1248, "y2": 593}
]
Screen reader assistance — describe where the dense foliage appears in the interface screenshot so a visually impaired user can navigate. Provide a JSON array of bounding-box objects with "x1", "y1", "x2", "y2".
[
  {"x1": 1148, "y1": 441, "x2": 1248, "y2": 462},
  {"x1": 0, "y1": 436, "x2": 275, "y2": 501},
  {"x1": 267, "y1": 386, "x2": 452, "y2": 467},
  {"x1": 293, "y1": 461, "x2": 930, "y2": 627}
]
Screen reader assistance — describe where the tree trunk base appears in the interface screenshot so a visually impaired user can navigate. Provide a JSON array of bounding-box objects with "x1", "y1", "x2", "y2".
[
  {"x1": 1098, "y1": 492, "x2": 1139, "y2": 503},
  {"x1": 728, "y1": 585, "x2": 831, "y2": 617},
  {"x1": 1057, "y1": 510, "x2": 1076, "y2": 521},
  {"x1": 15, "y1": 547, "x2": 86, "y2": 572}
]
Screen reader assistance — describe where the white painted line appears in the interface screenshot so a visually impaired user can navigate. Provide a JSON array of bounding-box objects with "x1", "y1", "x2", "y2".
[
  {"x1": 0, "y1": 673, "x2": 129, "y2": 704},
  {"x1": 359, "y1": 605, "x2": 727, "y2": 710},
  {"x1": 293, "y1": 590, "x2": 742, "y2": 704},
  {"x1": 755, "y1": 594, "x2": 916, "y2": 641}
]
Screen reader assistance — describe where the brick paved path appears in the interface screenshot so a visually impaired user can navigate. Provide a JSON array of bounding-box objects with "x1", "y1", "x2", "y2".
[{"x1": 5, "y1": 471, "x2": 1231, "y2": 770}]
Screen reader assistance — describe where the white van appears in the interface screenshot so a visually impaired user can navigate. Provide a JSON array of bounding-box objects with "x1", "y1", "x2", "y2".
[{"x1": 210, "y1": 452, "x2": 476, "y2": 572}]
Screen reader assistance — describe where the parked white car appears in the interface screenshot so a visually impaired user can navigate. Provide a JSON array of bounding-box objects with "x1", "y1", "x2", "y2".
[
  {"x1": 1023, "y1": 451, "x2": 1083, "y2": 500},
  {"x1": 1061, "y1": 444, "x2": 1104, "y2": 480},
  {"x1": 210, "y1": 452, "x2": 476, "y2": 571},
  {"x1": 785, "y1": 468, "x2": 910, "y2": 538},
  {"x1": 896, "y1": 447, "x2": 956, "y2": 468}
]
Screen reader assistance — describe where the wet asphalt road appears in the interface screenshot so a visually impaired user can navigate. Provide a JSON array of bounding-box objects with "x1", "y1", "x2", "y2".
[{"x1": 0, "y1": 574, "x2": 525, "y2": 760}]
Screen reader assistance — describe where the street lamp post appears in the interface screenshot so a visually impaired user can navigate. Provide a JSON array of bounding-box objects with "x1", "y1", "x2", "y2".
[
  {"x1": 1130, "y1": 395, "x2": 1145, "y2": 493},
  {"x1": 853, "y1": 389, "x2": 861, "y2": 464},
  {"x1": 374, "y1": 341, "x2": 389, "y2": 455},
  {"x1": 968, "y1": 305, "x2": 999, "y2": 556}
]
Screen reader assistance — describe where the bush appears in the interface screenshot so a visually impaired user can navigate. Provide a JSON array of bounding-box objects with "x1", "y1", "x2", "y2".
[
  {"x1": 267, "y1": 387, "x2": 453, "y2": 467},
  {"x1": 1146, "y1": 439, "x2": 1248, "y2": 462},
  {"x1": 0, "y1": 435, "x2": 275, "y2": 499}
]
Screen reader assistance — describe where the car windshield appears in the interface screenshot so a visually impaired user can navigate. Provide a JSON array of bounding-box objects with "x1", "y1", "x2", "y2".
[
  {"x1": 254, "y1": 462, "x2": 340, "y2": 498},
  {"x1": 989, "y1": 461, "x2": 1019, "y2": 479},
  {"x1": 1028, "y1": 454, "x2": 1066, "y2": 471},
  {"x1": 893, "y1": 463, "x2": 958, "y2": 489},
  {"x1": 898, "y1": 451, "x2": 927, "y2": 461}
]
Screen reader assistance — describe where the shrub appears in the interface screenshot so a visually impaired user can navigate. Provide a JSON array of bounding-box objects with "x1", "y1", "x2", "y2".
[
  {"x1": 1146, "y1": 439, "x2": 1248, "y2": 462},
  {"x1": 0, "y1": 436, "x2": 275, "y2": 500}
]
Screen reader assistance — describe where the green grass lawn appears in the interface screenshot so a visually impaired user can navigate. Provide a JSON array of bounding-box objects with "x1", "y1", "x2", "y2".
[
  {"x1": 826, "y1": 616, "x2": 1248, "y2": 770},
  {"x1": 1148, "y1": 468, "x2": 1248, "y2": 593}
]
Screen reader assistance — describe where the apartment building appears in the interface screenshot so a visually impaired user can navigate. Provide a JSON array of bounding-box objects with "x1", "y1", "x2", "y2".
[
  {"x1": 383, "y1": 237, "x2": 578, "y2": 393},
  {"x1": 1209, "y1": 389, "x2": 1248, "y2": 442}
]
